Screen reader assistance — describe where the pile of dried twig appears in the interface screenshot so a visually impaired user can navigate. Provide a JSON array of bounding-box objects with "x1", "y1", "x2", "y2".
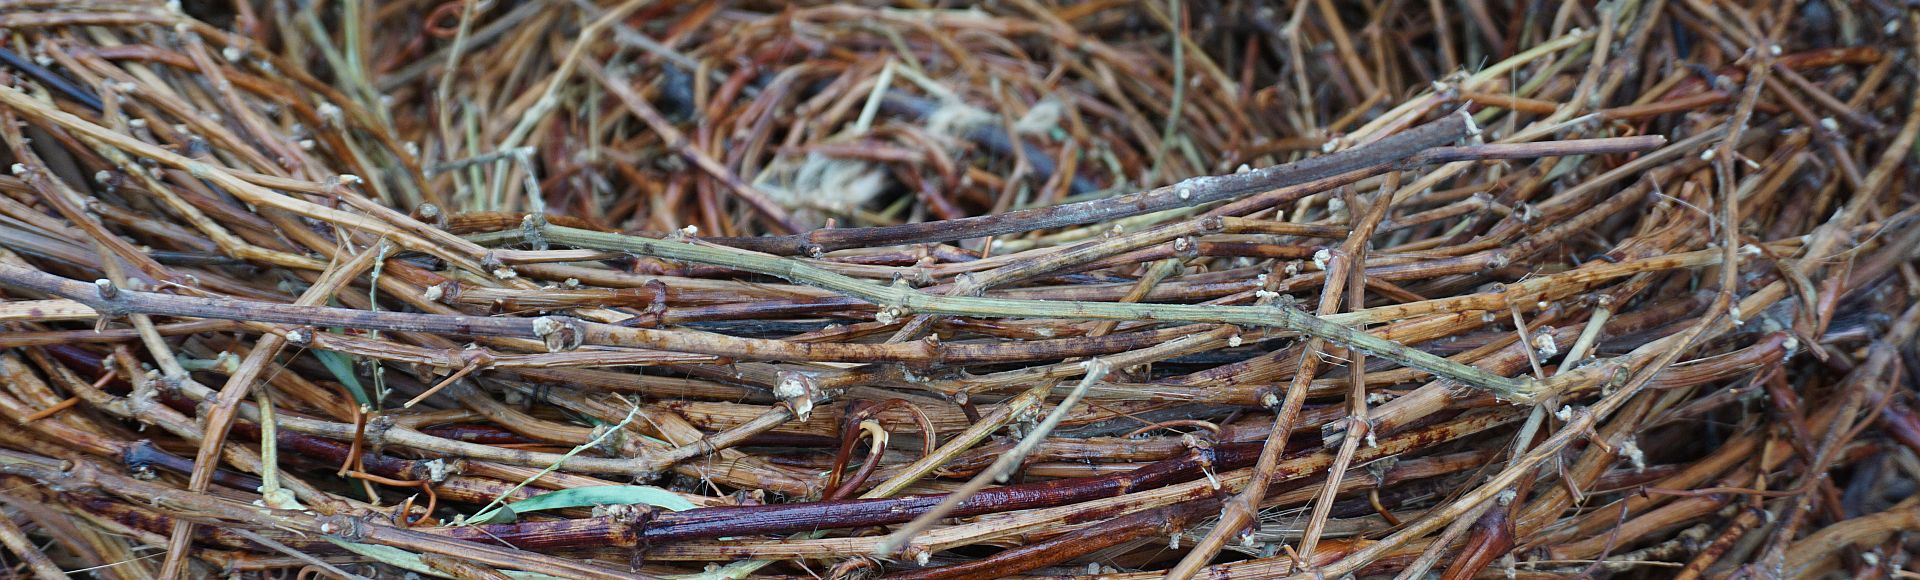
[{"x1": 0, "y1": 0, "x2": 1917, "y2": 578}]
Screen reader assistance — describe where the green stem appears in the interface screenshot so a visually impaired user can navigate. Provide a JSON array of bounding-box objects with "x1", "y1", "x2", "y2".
[{"x1": 1153, "y1": 0, "x2": 1185, "y2": 180}]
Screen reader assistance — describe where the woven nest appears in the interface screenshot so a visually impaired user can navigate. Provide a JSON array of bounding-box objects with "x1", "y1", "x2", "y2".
[{"x1": 0, "y1": 1, "x2": 1917, "y2": 578}]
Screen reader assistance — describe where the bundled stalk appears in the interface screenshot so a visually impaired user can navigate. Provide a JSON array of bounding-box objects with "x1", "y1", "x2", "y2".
[{"x1": 0, "y1": 0, "x2": 1917, "y2": 578}]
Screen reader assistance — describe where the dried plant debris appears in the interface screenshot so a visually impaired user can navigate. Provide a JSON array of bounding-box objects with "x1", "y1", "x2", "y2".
[{"x1": 0, "y1": 0, "x2": 1917, "y2": 578}]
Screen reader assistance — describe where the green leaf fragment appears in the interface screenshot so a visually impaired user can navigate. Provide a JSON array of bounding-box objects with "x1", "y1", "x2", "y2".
[{"x1": 467, "y1": 485, "x2": 696, "y2": 524}]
